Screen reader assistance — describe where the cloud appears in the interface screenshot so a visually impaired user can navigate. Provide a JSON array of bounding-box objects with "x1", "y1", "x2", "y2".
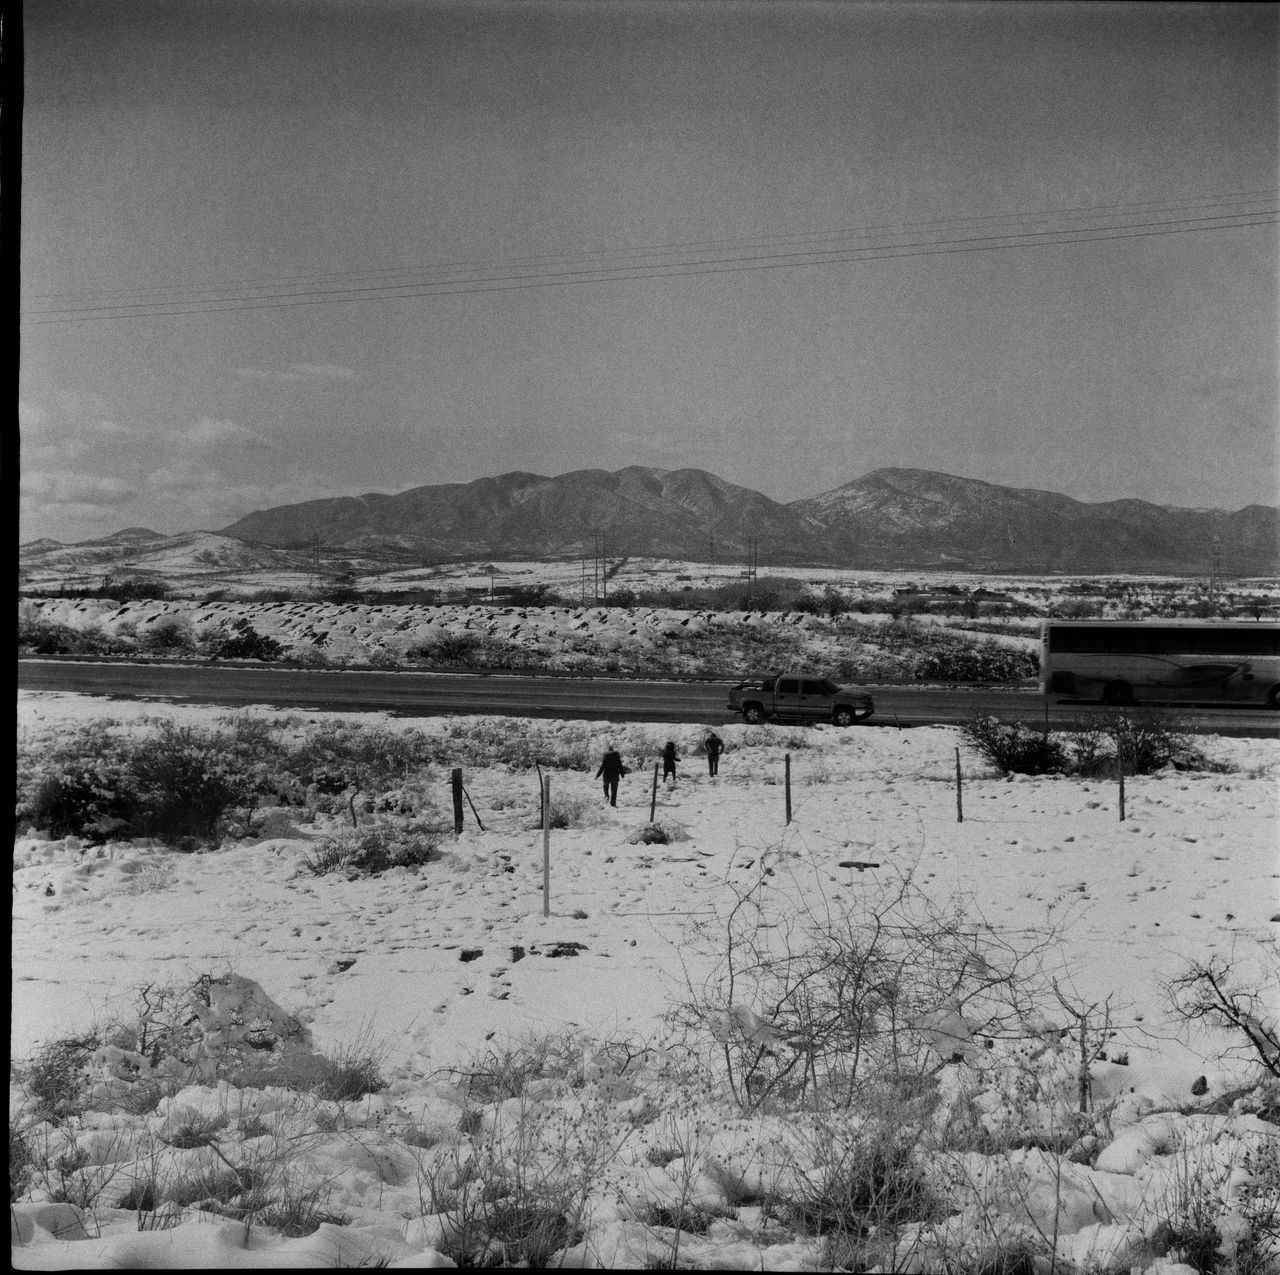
[
  {"x1": 21, "y1": 471, "x2": 138, "y2": 506},
  {"x1": 144, "y1": 462, "x2": 219, "y2": 494},
  {"x1": 232, "y1": 362, "x2": 357, "y2": 382},
  {"x1": 21, "y1": 395, "x2": 135, "y2": 445},
  {"x1": 290, "y1": 363, "x2": 356, "y2": 380},
  {"x1": 180, "y1": 417, "x2": 275, "y2": 448},
  {"x1": 143, "y1": 472, "x2": 357, "y2": 529}
]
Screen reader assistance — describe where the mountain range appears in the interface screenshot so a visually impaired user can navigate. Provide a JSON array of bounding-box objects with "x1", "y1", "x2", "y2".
[
  {"x1": 218, "y1": 467, "x2": 1278, "y2": 575},
  {"x1": 21, "y1": 468, "x2": 1278, "y2": 579}
]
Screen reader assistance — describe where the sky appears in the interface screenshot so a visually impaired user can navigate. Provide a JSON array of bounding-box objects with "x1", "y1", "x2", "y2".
[{"x1": 17, "y1": 0, "x2": 1280, "y2": 544}]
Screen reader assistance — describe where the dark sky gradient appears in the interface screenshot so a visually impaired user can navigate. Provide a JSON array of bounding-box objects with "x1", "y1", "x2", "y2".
[{"x1": 19, "y1": 0, "x2": 1279, "y2": 542}]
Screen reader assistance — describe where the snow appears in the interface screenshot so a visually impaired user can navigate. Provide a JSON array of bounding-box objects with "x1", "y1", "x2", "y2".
[{"x1": 12, "y1": 689, "x2": 1280, "y2": 1270}]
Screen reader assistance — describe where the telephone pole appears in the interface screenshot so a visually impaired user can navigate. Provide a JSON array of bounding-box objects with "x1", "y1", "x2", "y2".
[
  {"x1": 591, "y1": 531, "x2": 607, "y2": 603},
  {"x1": 1207, "y1": 532, "x2": 1225, "y2": 602}
]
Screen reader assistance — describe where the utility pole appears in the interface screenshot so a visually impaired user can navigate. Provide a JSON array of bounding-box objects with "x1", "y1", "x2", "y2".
[
  {"x1": 308, "y1": 534, "x2": 322, "y2": 594},
  {"x1": 591, "y1": 532, "x2": 606, "y2": 601},
  {"x1": 1207, "y1": 532, "x2": 1225, "y2": 603},
  {"x1": 592, "y1": 531, "x2": 606, "y2": 603}
]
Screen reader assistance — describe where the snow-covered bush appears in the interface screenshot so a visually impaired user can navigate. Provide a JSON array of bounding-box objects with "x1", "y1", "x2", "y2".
[
  {"x1": 960, "y1": 715, "x2": 1069, "y2": 775},
  {"x1": 136, "y1": 614, "x2": 196, "y2": 654},
  {"x1": 1166, "y1": 944, "x2": 1280, "y2": 1080},
  {"x1": 17, "y1": 719, "x2": 146, "y2": 840},
  {"x1": 915, "y1": 637, "x2": 1038, "y2": 683},
  {"x1": 128, "y1": 722, "x2": 258, "y2": 847},
  {"x1": 964, "y1": 710, "x2": 1213, "y2": 780},
  {"x1": 1104, "y1": 707, "x2": 1204, "y2": 775},
  {"x1": 18, "y1": 718, "x2": 280, "y2": 846},
  {"x1": 303, "y1": 816, "x2": 446, "y2": 877},
  {"x1": 835, "y1": 620, "x2": 1038, "y2": 684},
  {"x1": 197, "y1": 622, "x2": 284, "y2": 662},
  {"x1": 779, "y1": 1105, "x2": 946, "y2": 1267},
  {"x1": 409, "y1": 632, "x2": 482, "y2": 665},
  {"x1": 672, "y1": 861, "x2": 1066, "y2": 1113},
  {"x1": 17, "y1": 613, "x2": 133, "y2": 656}
]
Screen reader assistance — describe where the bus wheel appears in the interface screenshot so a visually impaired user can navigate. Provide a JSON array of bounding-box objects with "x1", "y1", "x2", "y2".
[{"x1": 1102, "y1": 681, "x2": 1134, "y2": 707}]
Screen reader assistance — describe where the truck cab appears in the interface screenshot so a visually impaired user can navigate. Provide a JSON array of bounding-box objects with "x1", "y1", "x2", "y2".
[{"x1": 727, "y1": 672, "x2": 875, "y2": 726}]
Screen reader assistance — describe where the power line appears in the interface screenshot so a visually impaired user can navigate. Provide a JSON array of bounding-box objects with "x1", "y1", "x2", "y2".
[
  {"x1": 22, "y1": 206, "x2": 1276, "y2": 325},
  {"x1": 24, "y1": 187, "x2": 1277, "y2": 306},
  {"x1": 25, "y1": 196, "x2": 1277, "y2": 313}
]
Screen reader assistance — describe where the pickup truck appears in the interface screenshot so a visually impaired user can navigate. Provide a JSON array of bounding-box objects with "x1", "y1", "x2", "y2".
[{"x1": 726, "y1": 673, "x2": 875, "y2": 726}]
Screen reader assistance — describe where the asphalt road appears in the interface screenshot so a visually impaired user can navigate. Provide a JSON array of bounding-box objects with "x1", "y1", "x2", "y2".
[{"x1": 17, "y1": 658, "x2": 1280, "y2": 737}]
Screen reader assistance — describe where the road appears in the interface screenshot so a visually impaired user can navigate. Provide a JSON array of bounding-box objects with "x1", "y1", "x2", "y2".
[{"x1": 17, "y1": 658, "x2": 1279, "y2": 736}]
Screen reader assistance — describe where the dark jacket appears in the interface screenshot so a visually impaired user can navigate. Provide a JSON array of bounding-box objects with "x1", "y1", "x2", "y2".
[
  {"x1": 596, "y1": 751, "x2": 628, "y2": 780},
  {"x1": 704, "y1": 734, "x2": 724, "y2": 757}
]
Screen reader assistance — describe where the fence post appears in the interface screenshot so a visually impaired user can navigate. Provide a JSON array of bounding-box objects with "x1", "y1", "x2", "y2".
[
  {"x1": 650, "y1": 763, "x2": 659, "y2": 822},
  {"x1": 785, "y1": 753, "x2": 792, "y2": 825},
  {"x1": 542, "y1": 772, "x2": 551, "y2": 917},
  {"x1": 1117, "y1": 751, "x2": 1126, "y2": 823},
  {"x1": 451, "y1": 768, "x2": 464, "y2": 834},
  {"x1": 955, "y1": 747, "x2": 964, "y2": 823}
]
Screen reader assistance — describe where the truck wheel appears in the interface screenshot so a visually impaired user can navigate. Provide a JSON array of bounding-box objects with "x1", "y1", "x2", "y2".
[
  {"x1": 1101, "y1": 680, "x2": 1134, "y2": 707},
  {"x1": 833, "y1": 707, "x2": 855, "y2": 727},
  {"x1": 743, "y1": 704, "x2": 765, "y2": 725},
  {"x1": 1268, "y1": 684, "x2": 1280, "y2": 709}
]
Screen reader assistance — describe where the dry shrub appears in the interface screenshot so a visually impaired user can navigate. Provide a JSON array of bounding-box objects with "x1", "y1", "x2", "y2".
[
  {"x1": 960, "y1": 716, "x2": 1068, "y2": 776},
  {"x1": 303, "y1": 816, "x2": 446, "y2": 877}
]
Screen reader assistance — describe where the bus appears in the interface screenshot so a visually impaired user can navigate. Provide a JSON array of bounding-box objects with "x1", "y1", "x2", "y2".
[{"x1": 1040, "y1": 620, "x2": 1280, "y2": 708}]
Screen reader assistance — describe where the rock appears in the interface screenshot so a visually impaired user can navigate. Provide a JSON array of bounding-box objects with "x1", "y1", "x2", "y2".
[
  {"x1": 256, "y1": 810, "x2": 305, "y2": 839},
  {"x1": 1191, "y1": 1075, "x2": 1208, "y2": 1096}
]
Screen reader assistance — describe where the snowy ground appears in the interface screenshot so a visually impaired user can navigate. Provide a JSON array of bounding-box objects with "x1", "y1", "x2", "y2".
[{"x1": 12, "y1": 690, "x2": 1280, "y2": 1270}]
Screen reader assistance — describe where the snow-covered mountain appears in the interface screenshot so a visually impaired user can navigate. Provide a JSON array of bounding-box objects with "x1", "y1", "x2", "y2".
[
  {"x1": 17, "y1": 530, "x2": 320, "y2": 592},
  {"x1": 219, "y1": 466, "x2": 1278, "y2": 573},
  {"x1": 790, "y1": 468, "x2": 1280, "y2": 573},
  {"x1": 23, "y1": 468, "x2": 1280, "y2": 576},
  {"x1": 219, "y1": 467, "x2": 831, "y2": 564}
]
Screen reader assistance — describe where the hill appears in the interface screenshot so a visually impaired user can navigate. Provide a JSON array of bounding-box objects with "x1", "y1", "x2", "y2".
[
  {"x1": 791, "y1": 468, "x2": 1280, "y2": 573},
  {"x1": 219, "y1": 466, "x2": 1278, "y2": 574},
  {"x1": 220, "y1": 467, "x2": 831, "y2": 563},
  {"x1": 23, "y1": 468, "x2": 1279, "y2": 577}
]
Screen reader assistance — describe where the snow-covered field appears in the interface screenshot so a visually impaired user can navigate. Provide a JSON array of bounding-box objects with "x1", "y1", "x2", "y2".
[
  {"x1": 12, "y1": 690, "x2": 1280, "y2": 1270},
  {"x1": 21, "y1": 594, "x2": 1043, "y2": 683}
]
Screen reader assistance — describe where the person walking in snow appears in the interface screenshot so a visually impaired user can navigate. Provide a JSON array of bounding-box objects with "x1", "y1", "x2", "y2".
[
  {"x1": 662, "y1": 740, "x2": 679, "y2": 784},
  {"x1": 703, "y1": 731, "x2": 724, "y2": 777},
  {"x1": 596, "y1": 746, "x2": 628, "y2": 807}
]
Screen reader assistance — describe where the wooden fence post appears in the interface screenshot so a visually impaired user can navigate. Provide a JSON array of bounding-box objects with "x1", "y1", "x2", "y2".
[
  {"x1": 542, "y1": 772, "x2": 551, "y2": 917},
  {"x1": 955, "y1": 747, "x2": 964, "y2": 823},
  {"x1": 451, "y1": 768, "x2": 464, "y2": 834},
  {"x1": 1117, "y1": 751, "x2": 1126, "y2": 823},
  {"x1": 785, "y1": 753, "x2": 792, "y2": 825},
  {"x1": 650, "y1": 763, "x2": 659, "y2": 822}
]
